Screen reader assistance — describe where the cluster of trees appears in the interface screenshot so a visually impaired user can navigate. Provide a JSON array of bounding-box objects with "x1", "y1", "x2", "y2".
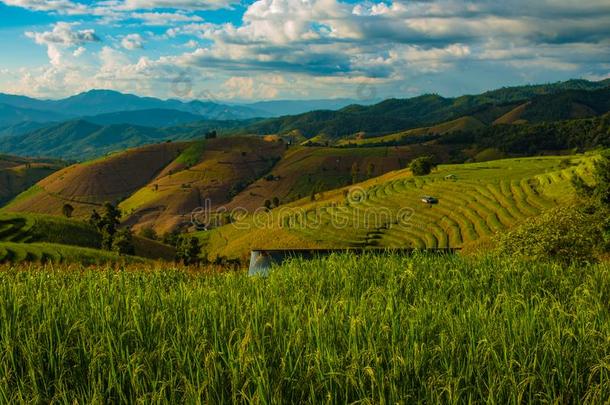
[
  {"x1": 89, "y1": 203, "x2": 134, "y2": 255},
  {"x1": 442, "y1": 113, "x2": 610, "y2": 155},
  {"x1": 409, "y1": 156, "x2": 437, "y2": 176},
  {"x1": 497, "y1": 150, "x2": 610, "y2": 263},
  {"x1": 263, "y1": 197, "x2": 281, "y2": 210},
  {"x1": 161, "y1": 231, "x2": 202, "y2": 265}
]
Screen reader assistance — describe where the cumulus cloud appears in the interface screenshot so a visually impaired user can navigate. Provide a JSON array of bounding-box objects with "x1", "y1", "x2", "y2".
[
  {"x1": 131, "y1": 11, "x2": 204, "y2": 25},
  {"x1": 121, "y1": 34, "x2": 144, "y2": 50},
  {"x1": 2, "y1": 0, "x2": 609, "y2": 99},
  {"x1": 25, "y1": 23, "x2": 101, "y2": 67},
  {"x1": 73, "y1": 46, "x2": 86, "y2": 57},
  {"x1": 1, "y1": 0, "x2": 86, "y2": 13},
  {"x1": 25, "y1": 22, "x2": 100, "y2": 46},
  {"x1": 114, "y1": 0, "x2": 235, "y2": 10}
]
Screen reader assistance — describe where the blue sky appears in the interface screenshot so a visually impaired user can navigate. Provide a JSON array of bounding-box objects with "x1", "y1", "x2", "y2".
[{"x1": 0, "y1": 0, "x2": 609, "y2": 101}]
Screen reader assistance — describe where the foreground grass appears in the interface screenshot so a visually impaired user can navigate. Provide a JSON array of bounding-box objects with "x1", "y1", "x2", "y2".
[{"x1": 1, "y1": 254, "x2": 609, "y2": 403}]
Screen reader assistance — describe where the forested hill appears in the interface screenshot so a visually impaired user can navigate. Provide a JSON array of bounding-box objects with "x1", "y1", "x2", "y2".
[{"x1": 237, "y1": 85, "x2": 610, "y2": 140}]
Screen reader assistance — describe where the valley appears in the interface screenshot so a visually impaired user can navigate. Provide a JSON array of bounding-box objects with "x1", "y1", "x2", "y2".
[{"x1": 0, "y1": 78, "x2": 609, "y2": 266}]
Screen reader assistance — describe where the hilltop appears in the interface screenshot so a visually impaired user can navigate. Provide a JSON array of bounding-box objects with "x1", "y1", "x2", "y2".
[
  {"x1": 0, "y1": 155, "x2": 64, "y2": 205},
  {"x1": 238, "y1": 86, "x2": 610, "y2": 141},
  {"x1": 4, "y1": 141, "x2": 186, "y2": 217},
  {"x1": 0, "y1": 211, "x2": 175, "y2": 264},
  {"x1": 0, "y1": 119, "x2": 250, "y2": 160},
  {"x1": 4, "y1": 137, "x2": 453, "y2": 234}
]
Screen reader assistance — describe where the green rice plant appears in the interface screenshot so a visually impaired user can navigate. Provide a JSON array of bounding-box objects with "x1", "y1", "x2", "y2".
[{"x1": 1, "y1": 254, "x2": 610, "y2": 403}]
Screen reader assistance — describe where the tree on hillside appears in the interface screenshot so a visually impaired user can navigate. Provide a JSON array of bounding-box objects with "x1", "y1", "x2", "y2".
[
  {"x1": 409, "y1": 156, "x2": 436, "y2": 176},
  {"x1": 264, "y1": 199, "x2": 272, "y2": 210},
  {"x1": 90, "y1": 203, "x2": 122, "y2": 250},
  {"x1": 571, "y1": 150, "x2": 610, "y2": 251},
  {"x1": 176, "y1": 236, "x2": 201, "y2": 265},
  {"x1": 139, "y1": 227, "x2": 158, "y2": 240},
  {"x1": 89, "y1": 210, "x2": 102, "y2": 228},
  {"x1": 205, "y1": 131, "x2": 217, "y2": 139},
  {"x1": 572, "y1": 150, "x2": 610, "y2": 206},
  {"x1": 351, "y1": 162, "x2": 360, "y2": 184},
  {"x1": 62, "y1": 203, "x2": 74, "y2": 218},
  {"x1": 112, "y1": 228, "x2": 135, "y2": 256},
  {"x1": 366, "y1": 163, "x2": 376, "y2": 179},
  {"x1": 272, "y1": 196, "x2": 280, "y2": 207}
]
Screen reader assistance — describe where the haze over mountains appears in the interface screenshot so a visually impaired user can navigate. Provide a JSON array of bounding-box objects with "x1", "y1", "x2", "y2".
[
  {"x1": 0, "y1": 78, "x2": 608, "y2": 160},
  {"x1": 0, "y1": 90, "x2": 372, "y2": 128}
]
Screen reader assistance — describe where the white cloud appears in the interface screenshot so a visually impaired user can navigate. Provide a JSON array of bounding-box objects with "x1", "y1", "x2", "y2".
[
  {"x1": 1, "y1": 0, "x2": 86, "y2": 13},
  {"x1": 121, "y1": 34, "x2": 144, "y2": 50},
  {"x1": 131, "y1": 11, "x2": 204, "y2": 25},
  {"x1": 2, "y1": 0, "x2": 610, "y2": 99},
  {"x1": 221, "y1": 75, "x2": 284, "y2": 99},
  {"x1": 113, "y1": 0, "x2": 236, "y2": 10},
  {"x1": 25, "y1": 22, "x2": 100, "y2": 46},
  {"x1": 25, "y1": 23, "x2": 101, "y2": 67},
  {"x1": 73, "y1": 47, "x2": 86, "y2": 57}
]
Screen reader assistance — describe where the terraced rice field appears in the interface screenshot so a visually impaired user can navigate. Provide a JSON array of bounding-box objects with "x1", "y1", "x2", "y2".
[
  {"x1": 0, "y1": 242, "x2": 142, "y2": 265},
  {"x1": 0, "y1": 215, "x2": 36, "y2": 244},
  {"x1": 0, "y1": 213, "x2": 122, "y2": 264},
  {"x1": 204, "y1": 155, "x2": 592, "y2": 258}
]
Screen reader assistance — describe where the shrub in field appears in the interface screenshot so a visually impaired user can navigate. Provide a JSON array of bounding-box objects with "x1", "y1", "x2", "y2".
[
  {"x1": 495, "y1": 204, "x2": 600, "y2": 263},
  {"x1": 138, "y1": 227, "x2": 158, "y2": 241},
  {"x1": 409, "y1": 156, "x2": 436, "y2": 176},
  {"x1": 62, "y1": 203, "x2": 74, "y2": 218},
  {"x1": 111, "y1": 228, "x2": 135, "y2": 256},
  {"x1": 175, "y1": 235, "x2": 201, "y2": 264}
]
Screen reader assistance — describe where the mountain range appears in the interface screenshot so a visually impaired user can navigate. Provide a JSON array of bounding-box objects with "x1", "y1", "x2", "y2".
[
  {"x1": 0, "y1": 78, "x2": 608, "y2": 160},
  {"x1": 0, "y1": 90, "x2": 374, "y2": 129},
  {"x1": 240, "y1": 81, "x2": 610, "y2": 140}
]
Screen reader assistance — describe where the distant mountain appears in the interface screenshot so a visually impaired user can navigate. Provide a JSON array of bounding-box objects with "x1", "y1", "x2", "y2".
[
  {"x1": 477, "y1": 78, "x2": 610, "y2": 104},
  {"x1": 2, "y1": 78, "x2": 609, "y2": 158},
  {"x1": 0, "y1": 121, "x2": 52, "y2": 138},
  {"x1": 0, "y1": 89, "x2": 268, "y2": 122},
  {"x1": 493, "y1": 87, "x2": 610, "y2": 124},
  {"x1": 0, "y1": 93, "x2": 54, "y2": 111},
  {"x1": 84, "y1": 109, "x2": 208, "y2": 127},
  {"x1": 0, "y1": 119, "x2": 252, "y2": 159},
  {"x1": 0, "y1": 154, "x2": 65, "y2": 204},
  {"x1": 238, "y1": 85, "x2": 610, "y2": 140},
  {"x1": 0, "y1": 103, "x2": 66, "y2": 128},
  {"x1": 245, "y1": 99, "x2": 377, "y2": 116}
]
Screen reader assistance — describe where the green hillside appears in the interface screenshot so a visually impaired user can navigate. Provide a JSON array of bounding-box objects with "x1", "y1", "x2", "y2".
[
  {"x1": 237, "y1": 84, "x2": 610, "y2": 140},
  {"x1": 0, "y1": 119, "x2": 251, "y2": 160},
  {"x1": 0, "y1": 212, "x2": 101, "y2": 248},
  {"x1": 1, "y1": 80, "x2": 609, "y2": 160},
  {"x1": 201, "y1": 154, "x2": 591, "y2": 260},
  {"x1": 441, "y1": 112, "x2": 610, "y2": 154},
  {"x1": 0, "y1": 242, "x2": 143, "y2": 265},
  {"x1": 0, "y1": 155, "x2": 64, "y2": 205},
  {"x1": 0, "y1": 212, "x2": 174, "y2": 264},
  {"x1": 336, "y1": 116, "x2": 486, "y2": 146}
]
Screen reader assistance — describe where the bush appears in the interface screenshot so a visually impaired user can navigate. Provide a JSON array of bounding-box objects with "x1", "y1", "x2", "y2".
[
  {"x1": 62, "y1": 204, "x2": 74, "y2": 218},
  {"x1": 138, "y1": 227, "x2": 158, "y2": 241},
  {"x1": 473, "y1": 148, "x2": 505, "y2": 163},
  {"x1": 409, "y1": 156, "x2": 436, "y2": 176},
  {"x1": 111, "y1": 228, "x2": 135, "y2": 256},
  {"x1": 495, "y1": 204, "x2": 601, "y2": 264},
  {"x1": 176, "y1": 236, "x2": 201, "y2": 265}
]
